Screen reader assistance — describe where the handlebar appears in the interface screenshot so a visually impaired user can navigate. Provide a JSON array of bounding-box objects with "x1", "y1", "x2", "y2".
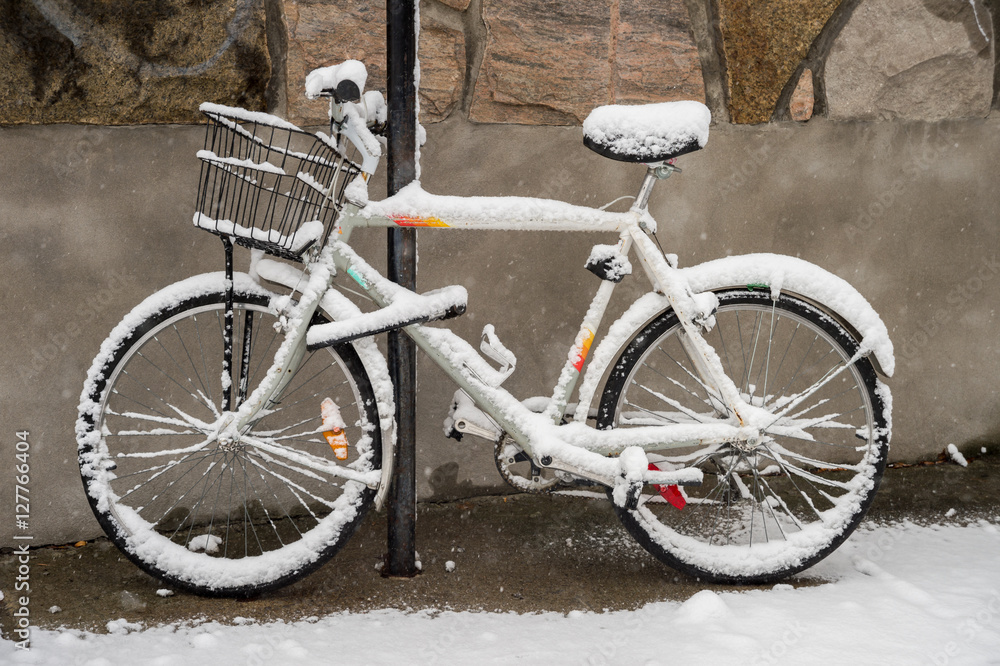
[
  {"x1": 305, "y1": 59, "x2": 367, "y2": 102},
  {"x1": 306, "y1": 60, "x2": 387, "y2": 175}
]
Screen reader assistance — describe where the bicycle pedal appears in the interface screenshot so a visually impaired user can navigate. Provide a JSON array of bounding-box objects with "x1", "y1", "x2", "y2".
[
  {"x1": 585, "y1": 244, "x2": 632, "y2": 283},
  {"x1": 623, "y1": 481, "x2": 642, "y2": 511},
  {"x1": 611, "y1": 447, "x2": 648, "y2": 509},
  {"x1": 612, "y1": 474, "x2": 643, "y2": 510},
  {"x1": 444, "y1": 390, "x2": 501, "y2": 442}
]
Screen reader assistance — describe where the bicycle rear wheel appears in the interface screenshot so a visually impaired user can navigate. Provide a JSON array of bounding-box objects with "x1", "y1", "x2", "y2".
[
  {"x1": 597, "y1": 289, "x2": 889, "y2": 584},
  {"x1": 77, "y1": 276, "x2": 382, "y2": 596}
]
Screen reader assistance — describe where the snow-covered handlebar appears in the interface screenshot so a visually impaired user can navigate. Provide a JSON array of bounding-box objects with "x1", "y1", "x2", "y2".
[{"x1": 306, "y1": 60, "x2": 387, "y2": 175}]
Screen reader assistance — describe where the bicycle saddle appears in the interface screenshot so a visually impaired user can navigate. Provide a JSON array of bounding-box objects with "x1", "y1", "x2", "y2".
[{"x1": 582, "y1": 101, "x2": 711, "y2": 163}]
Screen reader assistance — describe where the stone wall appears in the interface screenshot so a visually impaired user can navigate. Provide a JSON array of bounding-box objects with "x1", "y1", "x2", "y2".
[
  {"x1": 826, "y1": 0, "x2": 994, "y2": 121},
  {"x1": 3, "y1": 0, "x2": 996, "y2": 126},
  {"x1": 280, "y1": 0, "x2": 707, "y2": 126},
  {"x1": 0, "y1": 0, "x2": 272, "y2": 124}
]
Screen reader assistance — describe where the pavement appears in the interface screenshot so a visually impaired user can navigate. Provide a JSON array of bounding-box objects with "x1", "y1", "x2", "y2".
[{"x1": 1, "y1": 452, "x2": 998, "y2": 636}]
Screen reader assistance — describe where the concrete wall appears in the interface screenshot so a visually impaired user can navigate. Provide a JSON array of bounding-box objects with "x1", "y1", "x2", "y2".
[
  {"x1": 3, "y1": 113, "x2": 999, "y2": 545},
  {"x1": 3, "y1": 0, "x2": 1000, "y2": 546}
]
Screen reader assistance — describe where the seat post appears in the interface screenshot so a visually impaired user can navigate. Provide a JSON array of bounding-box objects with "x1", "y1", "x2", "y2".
[
  {"x1": 631, "y1": 162, "x2": 682, "y2": 214},
  {"x1": 631, "y1": 167, "x2": 660, "y2": 213}
]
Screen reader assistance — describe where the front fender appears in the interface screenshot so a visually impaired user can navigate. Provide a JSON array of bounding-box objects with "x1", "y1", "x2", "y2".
[{"x1": 573, "y1": 253, "x2": 894, "y2": 423}]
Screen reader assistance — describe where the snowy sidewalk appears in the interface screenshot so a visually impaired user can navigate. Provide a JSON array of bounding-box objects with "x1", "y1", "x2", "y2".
[
  {"x1": 3, "y1": 521, "x2": 1000, "y2": 665},
  {"x1": 2, "y1": 457, "x2": 999, "y2": 664}
]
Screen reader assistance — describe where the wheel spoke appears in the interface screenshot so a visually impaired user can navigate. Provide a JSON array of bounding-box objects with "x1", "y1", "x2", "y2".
[
  {"x1": 79, "y1": 293, "x2": 382, "y2": 595},
  {"x1": 655, "y1": 344, "x2": 727, "y2": 414},
  {"x1": 599, "y1": 290, "x2": 887, "y2": 583},
  {"x1": 172, "y1": 322, "x2": 219, "y2": 417},
  {"x1": 634, "y1": 382, "x2": 713, "y2": 424}
]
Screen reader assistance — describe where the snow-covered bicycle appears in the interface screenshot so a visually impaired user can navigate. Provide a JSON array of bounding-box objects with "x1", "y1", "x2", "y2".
[{"x1": 77, "y1": 60, "x2": 893, "y2": 597}]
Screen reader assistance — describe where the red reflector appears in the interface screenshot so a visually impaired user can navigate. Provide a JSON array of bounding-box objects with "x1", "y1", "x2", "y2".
[{"x1": 648, "y1": 462, "x2": 686, "y2": 510}]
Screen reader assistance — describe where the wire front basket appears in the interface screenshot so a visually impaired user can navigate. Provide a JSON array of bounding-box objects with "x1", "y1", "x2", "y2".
[{"x1": 194, "y1": 104, "x2": 361, "y2": 261}]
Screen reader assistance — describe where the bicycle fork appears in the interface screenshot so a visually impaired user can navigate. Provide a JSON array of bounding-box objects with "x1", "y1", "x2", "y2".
[{"x1": 216, "y1": 244, "x2": 333, "y2": 447}]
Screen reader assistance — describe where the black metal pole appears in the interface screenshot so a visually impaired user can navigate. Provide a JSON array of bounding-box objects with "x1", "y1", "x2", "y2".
[
  {"x1": 221, "y1": 236, "x2": 235, "y2": 412},
  {"x1": 385, "y1": 0, "x2": 419, "y2": 577}
]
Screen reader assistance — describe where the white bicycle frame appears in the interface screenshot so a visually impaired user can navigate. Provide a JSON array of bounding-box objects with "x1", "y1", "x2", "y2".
[
  {"x1": 230, "y1": 168, "x2": 791, "y2": 509},
  {"x1": 220, "y1": 90, "x2": 892, "y2": 508}
]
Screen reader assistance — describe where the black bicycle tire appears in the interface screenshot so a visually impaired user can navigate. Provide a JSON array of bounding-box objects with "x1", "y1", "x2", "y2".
[
  {"x1": 597, "y1": 288, "x2": 889, "y2": 584},
  {"x1": 77, "y1": 286, "x2": 382, "y2": 597}
]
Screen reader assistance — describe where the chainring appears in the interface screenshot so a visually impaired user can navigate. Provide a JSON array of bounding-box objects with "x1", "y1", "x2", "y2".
[{"x1": 494, "y1": 435, "x2": 566, "y2": 494}]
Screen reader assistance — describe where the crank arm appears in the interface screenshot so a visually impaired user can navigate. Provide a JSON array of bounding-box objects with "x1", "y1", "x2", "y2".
[{"x1": 453, "y1": 418, "x2": 502, "y2": 441}]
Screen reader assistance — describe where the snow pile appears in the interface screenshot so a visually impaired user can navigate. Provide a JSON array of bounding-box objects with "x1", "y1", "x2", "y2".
[
  {"x1": 186, "y1": 535, "x2": 222, "y2": 554},
  {"x1": 199, "y1": 102, "x2": 301, "y2": 132},
  {"x1": 587, "y1": 244, "x2": 632, "y2": 281},
  {"x1": 193, "y1": 215, "x2": 325, "y2": 255},
  {"x1": 305, "y1": 278, "x2": 467, "y2": 349},
  {"x1": 195, "y1": 151, "x2": 286, "y2": 175},
  {"x1": 681, "y1": 253, "x2": 895, "y2": 376},
  {"x1": 5, "y1": 520, "x2": 999, "y2": 664},
  {"x1": 947, "y1": 444, "x2": 969, "y2": 467},
  {"x1": 344, "y1": 174, "x2": 370, "y2": 205}
]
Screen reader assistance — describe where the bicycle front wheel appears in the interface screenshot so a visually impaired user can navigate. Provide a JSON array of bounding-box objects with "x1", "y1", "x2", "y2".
[
  {"x1": 77, "y1": 277, "x2": 382, "y2": 596},
  {"x1": 597, "y1": 289, "x2": 889, "y2": 584}
]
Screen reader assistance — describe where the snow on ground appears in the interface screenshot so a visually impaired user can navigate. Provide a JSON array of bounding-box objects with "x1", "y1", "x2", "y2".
[{"x1": 3, "y1": 520, "x2": 1000, "y2": 666}]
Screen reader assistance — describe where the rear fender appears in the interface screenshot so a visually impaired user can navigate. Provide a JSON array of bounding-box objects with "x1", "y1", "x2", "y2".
[{"x1": 573, "y1": 253, "x2": 894, "y2": 423}]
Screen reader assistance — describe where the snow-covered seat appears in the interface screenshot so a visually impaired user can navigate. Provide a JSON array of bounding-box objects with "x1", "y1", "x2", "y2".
[{"x1": 582, "y1": 101, "x2": 711, "y2": 163}]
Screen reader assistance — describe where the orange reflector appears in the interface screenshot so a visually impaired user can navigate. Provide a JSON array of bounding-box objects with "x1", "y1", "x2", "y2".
[
  {"x1": 320, "y1": 397, "x2": 349, "y2": 460},
  {"x1": 324, "y1": 427, "x2": 349, "y2": 460}
]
